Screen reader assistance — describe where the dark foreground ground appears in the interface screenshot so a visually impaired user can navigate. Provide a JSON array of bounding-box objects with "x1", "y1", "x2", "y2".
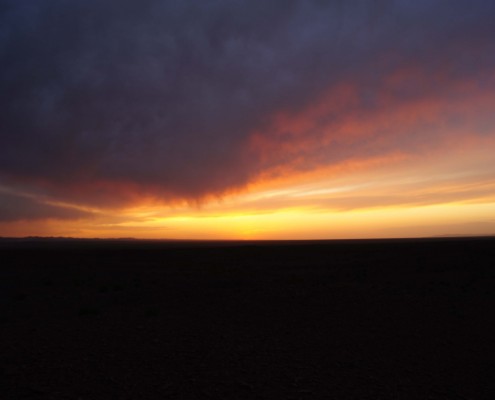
[{"x1": 1, "y1": 237, "x2": 495, "y2": 399}]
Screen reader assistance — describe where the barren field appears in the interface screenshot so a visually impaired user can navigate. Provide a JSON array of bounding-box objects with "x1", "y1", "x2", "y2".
[{"x1": 1, "y1": 238, "x2": 495, "y2": 399}]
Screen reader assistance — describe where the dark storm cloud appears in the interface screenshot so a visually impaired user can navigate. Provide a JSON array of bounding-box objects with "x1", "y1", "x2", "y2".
[{"x1": 1, "y1": 0, "x2": 495, "y2": 213}]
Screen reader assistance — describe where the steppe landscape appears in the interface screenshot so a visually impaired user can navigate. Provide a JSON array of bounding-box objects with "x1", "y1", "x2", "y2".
[{"x1": 1, "y1": 237, "x2": 494, "y2": 399}]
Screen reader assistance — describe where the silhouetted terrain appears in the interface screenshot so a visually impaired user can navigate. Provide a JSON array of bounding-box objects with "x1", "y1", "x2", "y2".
[{"x1": 1, "y1": 237, "x2": 495, "y2": 399}]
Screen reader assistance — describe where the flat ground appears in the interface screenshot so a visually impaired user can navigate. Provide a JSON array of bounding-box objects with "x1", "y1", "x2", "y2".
[{"x1": 1, "y1": 237, "x2": 495, "y2": 399}]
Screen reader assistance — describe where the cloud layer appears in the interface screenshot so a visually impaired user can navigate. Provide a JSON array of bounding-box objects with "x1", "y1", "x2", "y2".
[{"x1": 1, "y1": 0, "x2": 495, "y2": 219}]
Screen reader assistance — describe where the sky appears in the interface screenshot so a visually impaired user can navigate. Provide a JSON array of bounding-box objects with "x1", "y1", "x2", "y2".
[{"x1": 1, "y1": 0, "x2": 495, "y2": 240}]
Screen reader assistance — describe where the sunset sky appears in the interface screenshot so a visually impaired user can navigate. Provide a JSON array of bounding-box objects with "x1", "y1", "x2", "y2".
[{"x1": 1, "y1": 0, "x2": 495, "y2": 239}]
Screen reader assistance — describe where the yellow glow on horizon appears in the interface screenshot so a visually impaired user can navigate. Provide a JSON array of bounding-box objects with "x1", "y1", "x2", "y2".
[
  {"x1": 1, "y1": 198, "x2": 494, "y2": 240},
  {"x1": 1, "y1": 138, "x2": 494, "y2": 240},
  {"x1": 85, "y1": 201, "x2": 495, "y2": 240}
]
